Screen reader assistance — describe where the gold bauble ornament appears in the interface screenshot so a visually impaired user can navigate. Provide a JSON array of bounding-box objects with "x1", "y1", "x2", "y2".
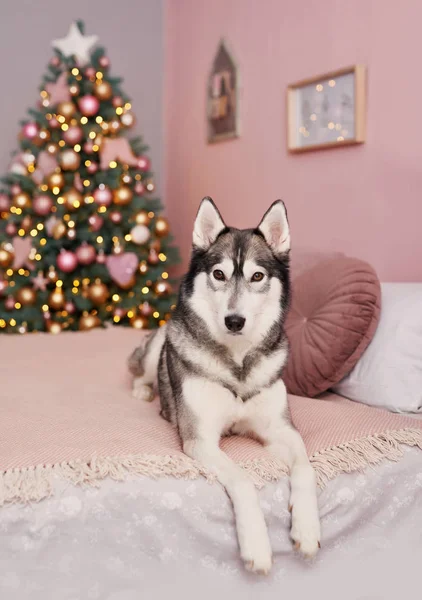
[
  {"x1": 13, "y1": 192, "x2": 31, "y2": 209},
  {"x1": 88, "y1": 281, "x2": 109, "y2": 305},
  {"x1": 135, "y1": 210, "x2": 150, "y2": 226},
  {"x1": 57, "y1": 101, "x2": 76, "y2": 121},
  {"x1": 59, "y1": 149, "x2": 81, "y2": 171},
  {"x1": 0, "y1": 247, "x2": 14, "y2": 268},
  {"x1": 38, "y1": 128, "x2": 51, "y2": 143},
  {"x1": 48, "y1": 288, "x2": 65, "y2": 310},
  {"x1": 154, "y1": 281, "x2": 172, "y2": 297},
  {"x1": 52, "y1": 221, "x2": 66, "y2": 240},
  {"x1": 139, "y1": 261, "x2": 148, "y2": 275},
  {"x1": 63, "y1": 188, "x2": 82, "y2": 211},
  {"x1": 121, "y1": 112, "x2": 135, "y2": 128},
  {"x1": 47, "y1": 267, "x2": 58, "y2": 283},
  {"x1": 94, "y1": 81, "x2": 113, "y2": 101},
  {"x1": 47, "y1": 143, "x2": 59, "y2": 155},
  {"x1": 113, "y1": 185, "x2": 133, "y2": 206},
  {"x1": 129, "y1": 314, "x2": 148, "y2": 330},
  {"x1": 21, "y1": 216, "x2": 33, "y2": 232},
  {"x1": 47, "y1": 171, "x2": 65, "y2": 190},
  {"x1": 79, "y1": 313, "x2": 101, "y2": 331},
  {"x1": 121, "y1": 173, "x2": 132, "y2": 185},
  {"x1": 46, "y1": 321, "x2": 62, "y2": 334},
  {"x1": 16, "y1": 286, "x2": 37, "y2": 306},
  {"x1": 154, "y1": 217, "x2": 170, "y2": 237},
  {"x1": 69, "y1": 84, "x2": 79, "y2": 96},
  {"x1": 110, "y1": 120, "x2": 121, "y2": 134}
]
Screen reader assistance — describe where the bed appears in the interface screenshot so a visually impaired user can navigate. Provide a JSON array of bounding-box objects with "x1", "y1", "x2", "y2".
[{"x1": 1, "y1": 444, "x2": 421, "y2": 600}]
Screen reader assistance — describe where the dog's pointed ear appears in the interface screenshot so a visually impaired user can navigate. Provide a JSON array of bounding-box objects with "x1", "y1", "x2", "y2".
[
  {"x1": 193, "y1": 197, "x2": 226, "y2": 250},
  {"x1": 257, "y1": 200, "x2": 290, "y2": 255}
]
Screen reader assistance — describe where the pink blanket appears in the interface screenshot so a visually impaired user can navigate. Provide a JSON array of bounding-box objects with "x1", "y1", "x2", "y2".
[{"x1": 1, "y1": 327, "x2": 421, "y2": 505}]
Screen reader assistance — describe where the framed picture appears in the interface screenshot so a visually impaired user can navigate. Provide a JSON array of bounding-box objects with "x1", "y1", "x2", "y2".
[
  {"x1": 207, "y1": 39, "x2": 239, "y2": 143},
  {"x1": 287, "y1": 65, "x2": 366, "y2": 153}
]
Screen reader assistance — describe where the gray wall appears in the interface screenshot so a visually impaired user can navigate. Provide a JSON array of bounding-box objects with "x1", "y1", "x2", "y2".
[{"x1": 0, "y1": 0, "x2": 164, "y2": 196}]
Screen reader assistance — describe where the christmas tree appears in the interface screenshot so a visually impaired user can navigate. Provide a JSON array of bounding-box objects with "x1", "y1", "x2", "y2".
[{"x1": 0, "y1": 21, "x2": 179, "y2": 334}]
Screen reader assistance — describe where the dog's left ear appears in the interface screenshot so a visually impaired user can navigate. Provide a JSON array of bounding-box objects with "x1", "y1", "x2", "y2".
[
  {"x1": 257, "y1": 200, "x2": 290, "y2": 255},
  {"x1": 193, "y1": 197, "x2": 226, "y2": 250}
]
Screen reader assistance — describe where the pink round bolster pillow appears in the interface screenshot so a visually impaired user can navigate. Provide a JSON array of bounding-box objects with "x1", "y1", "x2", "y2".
[{"x1": 283, "y1": 256, "x2": 381, "y2": 398}]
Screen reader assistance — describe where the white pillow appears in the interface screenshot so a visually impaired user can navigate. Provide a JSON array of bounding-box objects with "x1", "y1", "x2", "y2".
[{"x1": 332, "y1": 283, "x2": 422, "y2": 413}]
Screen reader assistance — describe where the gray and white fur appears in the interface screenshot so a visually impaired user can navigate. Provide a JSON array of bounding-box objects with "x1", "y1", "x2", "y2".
[{"x1": 128, "y1": 198, "x2": 320, "y2": 574}]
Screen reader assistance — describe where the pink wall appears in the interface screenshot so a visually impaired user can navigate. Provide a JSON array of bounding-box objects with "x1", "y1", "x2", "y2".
[{"x1": 165, "y1": 0, "x2": 422, "y2": 281}]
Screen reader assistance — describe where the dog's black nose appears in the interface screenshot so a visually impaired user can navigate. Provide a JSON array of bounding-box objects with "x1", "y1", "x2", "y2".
[{"x1": 225, "y1": 315, "x2": 246, "y2": 333}]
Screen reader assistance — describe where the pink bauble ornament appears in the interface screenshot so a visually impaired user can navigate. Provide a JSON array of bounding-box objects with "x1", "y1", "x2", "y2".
[
  {"x1": 63, "y1": 125, "x2": 83, "y2": 145},
  {"x1": 76, "y1": 242, "x2": 96, "y2": 265},
  {"x1": 50, "y1": 56, "x2": 60, "y2": 67},
  {"x1": 85, "y1": 67, "x2": 96, "y2": 78},
  {"x1": 6, "y1": 223, "x2": 17, "y2": 236},
  {"x1": 112, "y1": 96, "x2": 123, "y2": 108},
  {"x1": 57, "y1": 249, "x2": 78, "y2": 273},
  {"x1": 140, "y1": 301, "x2": 153, "y2": 317},
  {"x1": 78, "y1": 95, "x2": 100, "y2": 117},
  {"x1": 134, "y1": 182, "x2": 145, "y2": 195},
  {"x1": 33, "y1": 194, "x2": 53, "y2": 216},
  {"x1": 99, "y1": 56, "x2": 110, "y2": 68},
  {"x1": 22, "y1": 122, "x2": 39, "y2": 139},
  {"x1": 109, "y1": 211, "x2": 122, "y2": 224},
  {"x1": 0, "y1": 193, "x2": 10, "y2": 212},
  {"x1": 49, "y1": 117, "x2": 60, "y2": 129},
  {"x1": 137, "y1": 156, "x2": 150, "y2": 171},
  {"x1": 0, "y1": 279, "x2": 8, "y2": 296},
  {"x1": 87, "y1": 162, "x2": 98, "y2": 174},
  {"x1": 84, "y1": 140, "x2": 94, "y2": 154},
  {"x1": 88, "y1": 214, "x2": 103, "y2": 231},
  {"x1": 11, "y1": 185, "x2": 21, "y2": 195},
  {"x1": 5, "y1": 296, "x2": 15, "y2": 311},
  {"x1": 65, "y1": 301, "x2": 75, "y2": 314},
  {"x1": 96, "y1": 250, "x2": 106, "y2": 264},
  {"x1": 93, "y1": 184, "x2": 112, "y2": 207},
  {"x1": 43, "y1": 311, "x2": 51, "y2": 320},
  {"x1": 114, "y1": 307, "x2": 126, "y2": 318}
]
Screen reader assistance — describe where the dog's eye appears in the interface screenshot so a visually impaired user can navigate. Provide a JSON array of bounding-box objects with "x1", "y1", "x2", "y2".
[
  {"x1": 251, "y1": 272, "x2": 264, "y2": 282},
  {"x1": 213, "y1": 269, "x2": 225, "y2": 281}
]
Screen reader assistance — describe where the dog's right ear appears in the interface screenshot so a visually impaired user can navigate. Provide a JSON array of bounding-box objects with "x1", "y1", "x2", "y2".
[{"x1": 193, "y1": 197, "x2": 226, "y2": 250}]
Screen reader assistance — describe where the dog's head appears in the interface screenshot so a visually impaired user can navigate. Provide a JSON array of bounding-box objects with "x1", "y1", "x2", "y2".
[{"x1": 184, "y1": 197, "x2": 291, "y2": 345}]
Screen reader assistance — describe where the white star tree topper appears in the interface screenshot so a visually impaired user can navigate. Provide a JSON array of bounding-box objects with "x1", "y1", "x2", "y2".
[{"x1": 52, "y1": 22, "x2": 98, "y2": 65}]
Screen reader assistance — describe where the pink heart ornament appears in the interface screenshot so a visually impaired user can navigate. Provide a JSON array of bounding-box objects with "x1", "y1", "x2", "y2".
[{"x1": 106, "y1": 252, "x2": 138, "y2": 287}]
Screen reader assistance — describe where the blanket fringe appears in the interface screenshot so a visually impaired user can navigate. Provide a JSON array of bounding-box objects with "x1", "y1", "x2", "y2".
[
  {"x1": 1, "y1": 428, "x2": 422, "y2": 506},
  {"x1": 311, "y1": 428, "x2": 422, "y2": 488}
]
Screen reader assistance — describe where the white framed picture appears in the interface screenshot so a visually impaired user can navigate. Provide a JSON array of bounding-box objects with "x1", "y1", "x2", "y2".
[{"x1": 287, "y1": 65, "x2": 366, "y2": 152}]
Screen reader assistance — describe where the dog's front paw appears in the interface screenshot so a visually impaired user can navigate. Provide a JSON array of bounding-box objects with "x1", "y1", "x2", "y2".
[
  {"x1": 290, "y1": 501, "x2": 321, "y2": 559},
  {"x1": 240, "y1": 528, "x2": 272, "y2": 575},
  {"x1": 132, "y1": 380, "x2": 154, "y2": 402}
]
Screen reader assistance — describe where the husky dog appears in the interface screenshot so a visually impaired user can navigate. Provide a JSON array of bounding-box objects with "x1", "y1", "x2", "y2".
[{"x1": 128, "y1": 198, "x2": 320, "y2": 574}]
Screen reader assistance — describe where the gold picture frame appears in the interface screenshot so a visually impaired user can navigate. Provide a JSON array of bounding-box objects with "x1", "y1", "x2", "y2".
[
  {"x1": 287, "y1": 65, "x2": 366, "y2": 153},
  {"x1": 207, "y1": 39, "x2": 240, "y2": 144}
]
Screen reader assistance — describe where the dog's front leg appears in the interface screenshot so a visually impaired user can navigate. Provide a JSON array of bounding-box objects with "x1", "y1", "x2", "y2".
[
  {"x1": 180, "y1": 378, "x2": 272, "y2": 575},
  {"x1": 244, "y1": 380, "x2": 321, "y2": 558}
]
